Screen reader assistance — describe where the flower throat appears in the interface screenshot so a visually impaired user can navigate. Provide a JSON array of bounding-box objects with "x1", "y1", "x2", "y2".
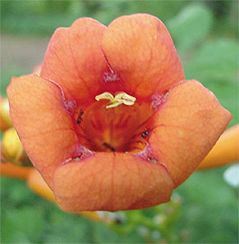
[{"x1": 72, "y1": 91, "x2": 154, "y2": 153}]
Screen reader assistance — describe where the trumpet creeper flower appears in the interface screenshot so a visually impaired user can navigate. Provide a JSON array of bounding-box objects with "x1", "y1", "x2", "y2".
[{"x1": 7, "y1": 14, "x2": 231, "y2": 212}]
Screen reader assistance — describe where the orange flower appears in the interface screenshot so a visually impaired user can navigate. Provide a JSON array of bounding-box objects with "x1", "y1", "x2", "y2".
[{"x1": 7, "y1": 14, "x2": 231, "y2": 212}]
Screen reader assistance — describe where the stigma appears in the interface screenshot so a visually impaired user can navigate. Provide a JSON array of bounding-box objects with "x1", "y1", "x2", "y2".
[{"x1": 95, "y1": 92, "x2": 136, "y2": 109}]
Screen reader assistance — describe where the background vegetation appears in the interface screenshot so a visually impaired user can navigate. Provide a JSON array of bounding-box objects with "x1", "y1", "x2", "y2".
[{"x1": 1, "y1": 0, "x2": 238, "y2": 243}]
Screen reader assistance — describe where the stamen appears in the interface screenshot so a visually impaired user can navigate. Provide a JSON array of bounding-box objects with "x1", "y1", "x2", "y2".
[
  {"x1": 95, "y1": 92, "x2": 136, "y2": 109},
  {"x1": 115, "y1": 92, "x2": 136, "y2": 106},
  {"x1": 95, "y1": 92, "x2": 114, "y2": 101}
]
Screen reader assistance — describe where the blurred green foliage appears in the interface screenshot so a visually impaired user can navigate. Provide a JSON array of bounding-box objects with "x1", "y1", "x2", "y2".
[
  {"x1": 1, "y1": 0, "x2": 238, "y2": 243},
  {"x1": 168, "y1": 4, "x2": 213, "y2": 53},
  {"x1": 1, "y1": 0, "x2": 237, "y2": 36},
  {"x1": 1, "y1": 167, "x2": 237, "y2": 243}
]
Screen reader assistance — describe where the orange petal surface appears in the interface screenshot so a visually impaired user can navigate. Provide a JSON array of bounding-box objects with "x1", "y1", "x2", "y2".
[
  {"x1": 53, "y1": 153, "x2": 174, "y2": 212},
  {"x1": 102, "y1": 14, "x2": 184, "y2": 97},
  {"x1": 27, "y1": 169, "x2": 114, "y2": 222},
  {"x1": 150, "y1": 80, "x2": 231, "y2": 185},
  {"x1": 41, "y1": 18, "x2": 108, "y2": 103},
  {"x1": 7, "y1": 75, "x2": 78, "y2": 187}
]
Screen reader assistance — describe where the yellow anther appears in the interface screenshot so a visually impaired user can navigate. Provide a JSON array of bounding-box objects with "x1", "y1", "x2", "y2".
[
  {"x1": 95, "y1": 92, "x2": 136, "y2": 109},
  {"x1": 115, "y1": 92, "x2": 136, "y2": 106},
  {"x1": 95, "y1": 92, "x2": 114, "y2": 102}
]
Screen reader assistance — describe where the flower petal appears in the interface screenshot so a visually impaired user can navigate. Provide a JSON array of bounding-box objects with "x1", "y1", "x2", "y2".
[
  {"x1": 7, "y1": 75, "x2": 78, "y2": 187},
  {"x1": 41, "y1": 18, "x2": 108, "y2": 102},
  {"x1": 102, "y1": 14, "x2": 184, "y2": 97},
  {"x1": 53, "y1": 153, "x2": 174, "y2": 212},
  {"x1": 149, "y1": 80, "x2": 231, "y2": 185}
]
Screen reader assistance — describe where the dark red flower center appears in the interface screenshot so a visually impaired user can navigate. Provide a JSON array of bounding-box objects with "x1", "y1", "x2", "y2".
[
  {"x1": 73, "y1": 99, "x2": 154, "y2": 153},
  {"x1": 61, "y1": 70, "x2": 168, "y2": 160}
]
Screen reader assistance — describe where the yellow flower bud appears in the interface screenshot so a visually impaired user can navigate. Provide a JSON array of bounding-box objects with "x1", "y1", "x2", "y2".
[
  {"x1": 1, "y1": 128, "x2": 29, "y2": 165},
  {"x1": 0, "y1": 97, "x2": 12, "y2": 131}
]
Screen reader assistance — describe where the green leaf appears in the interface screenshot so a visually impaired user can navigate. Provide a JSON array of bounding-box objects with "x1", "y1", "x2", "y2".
[
  {"x1": 168, "y1": 4, "x2": 213, "y2": 53},
  {"x1": 185, "y1": 39, "x2": 239, "y2": 84},
  {"x1": 0, "y1": 178, "x2": 34, "y2": 207},
  {"x1": 44, "y1": 210, "x2": 92, "y2": 243},
  {"x1": 1, "y1": 207, "x2": 45, "y2": 243},
  {"x1": 184, "y1": 39, "x2": 239, "y2": 125},
  {"x1": 176, "y1": 168, "x2": 238, "y2": 243}
]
